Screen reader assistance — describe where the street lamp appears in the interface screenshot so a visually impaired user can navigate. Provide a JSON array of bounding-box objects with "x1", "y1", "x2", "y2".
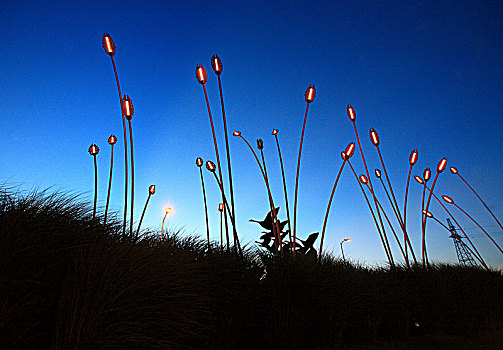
[{"x1": 340, "y1": 238, "x2": 351, "y2": 261}]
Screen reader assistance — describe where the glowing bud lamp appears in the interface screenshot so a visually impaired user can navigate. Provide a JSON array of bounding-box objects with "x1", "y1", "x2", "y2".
[
  {"x1": 422, "y1": 210, "x2": 433, "y2": 218},
  {"x1": 233, "y1": 130, "x2": 241, "y2": 137},
  {"x1": 375, "y1": 169, "x2": 382, "y2": 178},
  {"x1": 123, "y1": 95, "x2": 134, "y2": 120},
  {"x1": 369, "y1": 128, "x2": 380, "y2": 146},
  {"x1": 210, "y1": 54, "x2": 223, "y2": 75},
  {"x1": 437, "y1": 158, "x2": 447, "y2": 173},
  {"x1": 196, "y1": 157, "x2": 204, "y2": 167},
  {"x1": 345, "y1": 142, "x2": 356, "y2": 159},
  {"x1": 206, "y1": 160, "x2": 216, "y2": 172},
  {"x1": 108, "y1": 134, "x2": 117, "y2": 145},
  {"x1": 195, "y1": 64, "x2": 208, "y2": 84},
  {"x1": 414, "y1": 175, "x2": 424, "y2": 184},
  {"x1": 149, "y1": 185, "x2": 156, "y2": 195},
  {"x1": 88, "y1": 144, "x2": 100, "y2": 156},
  {"x1": 359, "y1": 175, "x2": 368, "y2": 184},
  {"x1": 450, "y1": 166, "x2": 458, "y2": 174},
  {"x1": 424, "y1": 168, "x2": 431, "y2": 182},
  {"x1": 442, "y1": 195, "x2": 454, "y2": 204},
  {"x1": 409, "y1": 149, "x2": 418, "y2": 165},
  {"x1": 102, "y1": 33, "x2": 116, "y2": 56},
  {"x1": 219, "y1": 203, "x2": 224, "y2": 212},
  {"x1": 347, "y1": 105, "x2": 356, "y2": 122},
  {"x1": 305, "y1": 84, "x2": 316, "y2": 103},
  {"x1": 272, "y1": 129, "x2": 279, "y2": 136}
]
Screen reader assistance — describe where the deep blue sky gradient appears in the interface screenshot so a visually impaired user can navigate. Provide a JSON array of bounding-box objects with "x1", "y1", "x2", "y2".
[{"x1": 1, "y1": 1, "x2": 502, "y2": 267}]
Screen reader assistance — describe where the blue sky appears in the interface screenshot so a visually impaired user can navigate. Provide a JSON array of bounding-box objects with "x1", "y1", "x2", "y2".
[{"x1": 1, "y1": 0, "x2": 502, "y2": 267}]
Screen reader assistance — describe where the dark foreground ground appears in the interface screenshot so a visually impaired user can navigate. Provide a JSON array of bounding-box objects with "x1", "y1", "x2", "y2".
[{"x1": 1, "y1": 188, "x2": 502, "y2": 349}]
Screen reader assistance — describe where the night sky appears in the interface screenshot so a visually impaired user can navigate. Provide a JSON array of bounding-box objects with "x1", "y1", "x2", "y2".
[{"x1": 1, "y1": 1, "x2": 502, "y2": 268}]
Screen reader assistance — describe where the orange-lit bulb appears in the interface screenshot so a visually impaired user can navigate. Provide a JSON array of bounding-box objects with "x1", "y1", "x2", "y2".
[
  {"x1": 257, "y1": 139, "x2": 264, "y2": 150},
  {"x1": 108, "y1": 134, "x2": 117, "y2": 145},
  {"x1": 218, "y1": 203, "x2": 224, "y2": 212},
  {"x1": 123, "y1": 95, "x2": 134, "y2": 120},
  {"x1": 422, "y1": 210, "x2": 433, "y2": 218},
  {"x1": 450, "y1": 166, "x2": 458, "y2": 174},
  {"x1": 88, "y1": 143, "x2": 100, "y2": 156},
  {"x1": 196, "y1": 157, "x2": 203, "y2": 167},
  {"x1": 424, "y1": 168, "x2": 431, "y2": 182},
  {"x1": 206, "y1": 160, "x2": 216, "y2": 172},
  {"x1": 409, "y1": 149, "x2": 418, "y2": 166},
  {"x1": 165, "y1": 207, "x2": 172, "y2": 214},
  {"x1": 233, "y1": 130, "x2": 241, "y2": 137},
  {"x1": 272, "y1": 129, "x2": 279, "y2": 136},
  {"x1": 305, "y1": 84, "x2": 316, "y2": 103},
  {"x1": 341, "y1": 151, "x2": 347, "y2": 160},
  {"x1": 437, "y1": 158, "x2": 447, "y2": 173},
  {"x1": 195, "y1": 64, "x2": 208, "y2": 84},
  {"x1": 359, "y1": 174, "x2": 368, "y2": 184},
  {"x1": 442, "y1": 195, "x2": 454, "y2": 204},
  {"x1": 210, "y1": 54, "x2": 223, "y2": 75},
  {"x1": 414, "y1": 175, "x2": 424, "y2": 184},
  {"x1": 347, "y1": 105, "x2": 356, "y2": 122},
  {"x1": 345, "y1": 142, "x2": 356, "y2": 159},
  {"x1": 149, "y1": 185, "x2": 156, "y2": 195},
  {"x1": 375, "y1": 169, "x2": 382, "y2": 178},
  {"x1": 102, "y1": 33, "x2": 116, "y2": 56},
  {"x1": 346, "y1": 238, "x2": 352, "y2": 242},
  {"x1": 369, "y1": 128, "x2": 380, "y2": 146}
]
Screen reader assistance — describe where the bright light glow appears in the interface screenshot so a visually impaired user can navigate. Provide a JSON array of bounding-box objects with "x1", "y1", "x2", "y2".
[
  {"x1": 345, "y1": 142, "x2": 355, "y2": 158},
  {"x1": 442, "y1": 195, "x2": 454, "y2": 204},
  {"x1": 165, "y1": 207, "x2": 172, "y2": 214},
  {"x1": 102, "y1": 33, "x2": 115, "y2": 55},
  {"x1": 369, "y1": 128, "x2": 379, "y2": 146},
  {"x1": 233, "y1": 130, "x2": 241, "y2": 137},
  {"x1": 196, "y1": 157, "x2": 203, "y2": 167},
  {"x1": 346, "y1": 238, "x2": 352, "y2": 242},
  {"x1": 195, "y1": 64, "x2": 208, "y2": 84},
  {"x1": 375, "y1": 169, "x2": 382, "y2": 178},
  {"x1": 305, "y1": 84, "x2": 316, "y2": 103},
  {"x1": 409, "y1": 149, "x2": 418, "y2": 165},
  {"x1": 206, "y1": 160, "x2": 216, "y2": 172},
  {"x1": 123, "y1": 95, "x2": 133, "y2": 119},
  {"x1": 149, "y1": 185, "x2": 156, "y2": 195},
  {"x1": 359, "y1": 174, "x2": 368, "y2": 184},
  {"x1": 88, "y1": 144, "x2": 99, "y2": 156},
  {"x1": 414, "y1": 175, "x2": 424, "y2": 184},
  {"x1": 422, "y1": 210, "x2": 433, "y2": 218},
  {"x1": 211, "y1": 54, "x2": 222, "y2": 74},
  {"x1": 347, "y1": 105, "x2": 356, "y2": 121},
  {"x1": 272, "y1": 129, "x2": 279, "y2": 135},
  {"x1": 108, "y1": 134, "x2": 117, "y2": 145},
  {"x1": 450, "y1": 166, "x2": 458, "y2": 174},
  {"x1": 218, "y1": 203, "x2": 224, "y2": 212},
  {"x1": 424, "y1": 168, "x2": 431, "y2": 181},
  {"x1": 105, "y1": 37, "x2": 112, "y2": 53},
  {"x1": 437, "y1": 158, "x2": 447, "y2": 172}
]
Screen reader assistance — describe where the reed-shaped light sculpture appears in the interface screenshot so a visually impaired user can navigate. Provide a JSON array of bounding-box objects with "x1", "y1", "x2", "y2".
[
  {"x1": 442, "y1": 195, "x2": 503, "y2": 254},
  {"x1": 272, "y1": 129, "x2": 293, "y2": 244},
  {"x1": 123, "y1": 95, "x2": 135, "y2": 237},
  {"x1": 292, "y1": 84, "x2": 316, "y2": 254},
  {"x1": 219, "y1": 203, "x2": 224, "y2": 251},
  {"x1": 136, "y1": 185, "x2": 155, "y2": 236},
  {"x1": 88, "y1": 144, "x2": 100, "y2": 221},
  {"x1": 102, "y1": 33, "x2": 129, "y2": 237},
  {"x1": 104, "y1": 134, "x2": 117, "y2": 225},
  {"x1": 319, "y1": 142, "x2": 354, "y2": 260},
  {"x1": 161, "y1": 207, "x2": 172, "y2": 240},
  {"x1": 450, "y1": 166, "x2": 503, "y2": 233},
  {"x1": 403, "y1": 149, "x2": 418, "y2": 263},
  {"x1": 196, "y1": 157, "x2": 212, "y2": 250}
]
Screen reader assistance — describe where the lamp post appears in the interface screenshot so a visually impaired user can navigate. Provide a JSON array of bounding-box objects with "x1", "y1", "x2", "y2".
[
  {"x1": 123, "y1": 95, "x2": 135, "y2": 238},
  {"x1": 340, "y1": 238, "x2": 351, "y2": 261},
  {"x1": 292, "y1": 84, "x2": 316, "y2": 254},
  {"x1": 136, "y1": 185, "x2": 155, "y2": 237},
  {"x1": 102, "y1": 33, "x2": 129, "y2": 237},
  {"x1": 161, "y1": 207, "x2": 172, "y2": 240},
  {"x1": 104, "y1": 134, "x2": 117, "y2": 225},
  {"x1": 88, "y1": 144, "x2": 100, "y2": 221}
]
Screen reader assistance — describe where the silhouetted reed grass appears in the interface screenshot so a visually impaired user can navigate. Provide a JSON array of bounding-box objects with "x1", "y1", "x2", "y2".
[{"x1": 1, "y1": 186, "x2": 502, "y2": 349}]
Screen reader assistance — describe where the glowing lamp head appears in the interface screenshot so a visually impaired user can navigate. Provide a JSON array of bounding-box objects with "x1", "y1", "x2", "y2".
[
  {"x1": 422, "y1": 210, "x2": 433, "y2": 218},
  {"x1": 149, "y1": 185, "x2": 156, "y2": 195},
  {"x1": 210, "y1": 54, "x2": 223, "y2": 75},
  {"x1": 359, "y1": 174, "x2": 368, "y2": 184},
  {"x1": 233, "y1": 130, "x2": 241, "y2": 137},
  {"x1": 347, "y1": 104, "x2": 356, "y2": 122},
  {"x1": 343, "y1": 238, "x2": 351, "y2": 242},
  {"x1": 196, "y1": 157, "x2": 204, "y2": 167},
  {"x1": 195, "y1": 64, "x2": 208, "y2": 84},
  {"x1": 409, "y1": 149, "x2": 418, "y2": 166},
  {"x1": 218, "y1": 203, "x2": 224, "y2": 212},
  {"x1": 102, "y1": 33, "x2": 116, "y2": 56},
  {"x1": 123, "y1": 95, "x2": 134, "y2": 120},
  {"x1": 88, "y1": 143, "x2": 100, "y2": 156},
  {"x1": 165, "y1": 207, "x2": 172, "y2": 215},
  {"x1": 272, "y1": 129, "x2": 279, "y2": 136},
  {"x1": 414, "y1": 175, "x2": 424, "y2": 184},
  {"x1": 423, "y1": 168, "x2": 431, "y2": 182},
  {"x1": 108, "y1": 134, "x2": 117, "y2": 145},
  {"x1": 341, "y1": 151, "x2": 347, "y2": 160},
  {"x1": 437, "y1": 158, "x2": 447, "y2": 173},
  {"x1": 206, "y1": 160, "x2": 216, "y2": 172},
  {"x1": 375, "y1": 169, "x2": 382, "y2": 178},
  {"x1": 304, "y1": 84, "x2": 316, "y2": 103},
  {"x1": 450, "y1": 166, "x2": 458, "y2": 174},
  {"x1": 369, "y1": 128, "x2": 380, "y2": 146},
  {"x1": 442, "y1": 195, "x2": 454, "y2": 204},
  {"x1": 257, "y1": 139, "x2": 264, "y2": 150},
  {"x1": 344, "y1": 142, "x2": 356, "y2": 159}
]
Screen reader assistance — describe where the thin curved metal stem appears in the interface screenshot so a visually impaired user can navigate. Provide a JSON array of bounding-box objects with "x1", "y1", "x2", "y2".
[
  {"x1": 136, "y1": 193, "x2": 151, "y2": 237},
  {"x1": 319, "y1": 160, "x2": 346, "y2": 260},
  {"x1": 347, "y1": 160, "x2": 393, "y2": 266},
  {"x1": 104, "y1": 143, "x2": 114, "y2": 225},
  {"x1": 292, "y1": 103, "x2": 310, "y2": 254},
  {"x1": 220, "y1": 209, "x2": 223, "y2": 251},
  {"x1": 403, "y1": 164, "x2": 413, "y2": 263},
  {"x1": 128, "y1": 119, "x2": 135, "y2": 238},
  {"x1": 199, "y1": 167, "x2": 211, "y2": 251},
  {"x1": 423, "y1": 171, "x2": 440, "y2": 267},
  {"x1": 109, "y1": 56, "x2": 128, "y2": 237},
  {"x1": 161, "y1": 212, "x2": 168, "y2": 240},
  {"x1": 274, "y1": 134, "x2": 292, "y2": 244},
  {"x1": 456, "y1": 173, "x2": 503, "y2": 233},
  {"x1": 93, "y1": 155, "x2": 98, "y2": 220}
]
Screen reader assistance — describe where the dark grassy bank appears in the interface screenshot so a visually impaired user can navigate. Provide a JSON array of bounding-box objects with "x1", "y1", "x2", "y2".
[{"x1": 1, "y1": 187, "x2": 502, "y2": 349}]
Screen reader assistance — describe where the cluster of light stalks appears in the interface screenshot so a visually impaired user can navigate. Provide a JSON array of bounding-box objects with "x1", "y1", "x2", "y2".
[{"x1": 193, "y1": 56, "x2": 502, "y2": 268}]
